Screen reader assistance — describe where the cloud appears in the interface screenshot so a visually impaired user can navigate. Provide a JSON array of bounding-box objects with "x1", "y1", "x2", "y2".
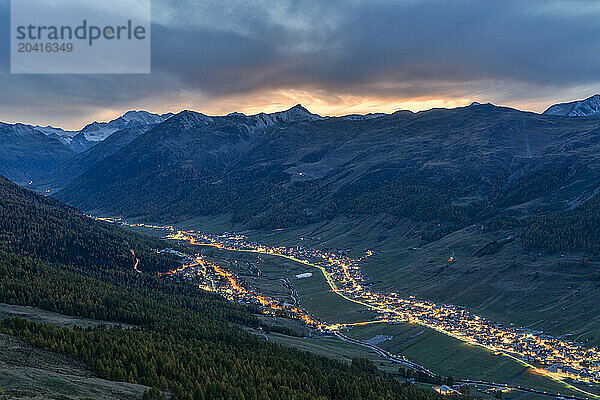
[{"x1": 1, "y1": 0, "x2": 600, "y2": 128}]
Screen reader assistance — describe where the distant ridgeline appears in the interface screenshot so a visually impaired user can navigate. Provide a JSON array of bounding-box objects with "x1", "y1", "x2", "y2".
[
  {"x1": 0, "y1": 175, "x2": 448, "y2": 400},
  {"x1": 48, "y1": 104, "x2": 600, "y2": 258}
]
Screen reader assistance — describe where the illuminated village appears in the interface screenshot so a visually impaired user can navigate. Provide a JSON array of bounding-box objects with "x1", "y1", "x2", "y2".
[
  {"x1": 98, "y1": 217, "x2": 600, "y2": 389},
  {"x1": 157, "y1": 256, "x2": 321, "y2": 327}
]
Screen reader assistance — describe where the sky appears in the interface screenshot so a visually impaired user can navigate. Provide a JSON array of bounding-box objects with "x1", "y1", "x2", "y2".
[{"x1": 1, "y1": 0, "x2": 600, "y2": 130}]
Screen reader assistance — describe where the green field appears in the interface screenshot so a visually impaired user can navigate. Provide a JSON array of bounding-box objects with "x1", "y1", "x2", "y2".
[
  {"x1": 200, "y1": 245, "x2": 376, "y2": 324},
  {"x1": 266, "y1": 332, "x2": 397, "y2": 372},
  {"x1": 347, "y1": 322, "x2": 580, "y2": 396},
  {"x1": 233, "y1": 217, "x2": 600, "y2": 347},
  {"x1": 266, "y1": 329, "x2": 579, "y2": 400}
]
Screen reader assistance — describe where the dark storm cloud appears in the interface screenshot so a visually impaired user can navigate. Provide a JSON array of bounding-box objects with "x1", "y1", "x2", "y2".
[
  {"x1": 149, "y1": 0, "x2": 600, "y2": 95},
  {"x1": 1, "y1": 0, "x2": 600, "y2": 127}
]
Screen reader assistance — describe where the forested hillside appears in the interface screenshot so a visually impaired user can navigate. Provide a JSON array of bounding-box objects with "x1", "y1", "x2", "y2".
[
  {"x1": 0, "y1": 175, "x2": 176, "y2": 272},
  {"x1": 0, "y1": 175, "x2": 446, "y2": 400},
  {"x1": 521, "y1": 191, "x2": 600, "y2": 257}
]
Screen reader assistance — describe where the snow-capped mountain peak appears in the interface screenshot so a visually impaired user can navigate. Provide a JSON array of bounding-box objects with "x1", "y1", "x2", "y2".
[
  {"x1": 339, "y1": 113, "x2": 387, "y2": 121},
  {"x1": 543, "y1": 94, "x2": 600, "y2": 117},
  {"x1": 79, "y1": 110, "x2": 173, "y2": 142},
  {"x1": 224, "y1": 104, "x2": 324, "y2": 134},
  {"x1": 266, "y1": 104, "x2": 324, "y2": 122},
  {"x1": 32, "y1": 125, "x2": 78, "y2": 146},
  {"x1": 2, "y1": 122, "x2": 44, "y2": 138}
]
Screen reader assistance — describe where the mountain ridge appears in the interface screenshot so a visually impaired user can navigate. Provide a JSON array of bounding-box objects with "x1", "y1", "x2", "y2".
[
  {"x1": 77, "y1": 110, "x2": 174, "y2": 143},
  {"x1": 0, "y1": 122, "x2": 76, "y2": 185},
  {"x1": 543, "y1": 94, "x2": 600, "y2": 116},
  {"x1": 32, "y1": 124, "x2": 159, "y2": 193},
  {"x1": 26, "y1": 110, "x2": 174, "y2": 153},
  {"x1": 0, "y1": 111, "x2": 175, "y2": 187}
]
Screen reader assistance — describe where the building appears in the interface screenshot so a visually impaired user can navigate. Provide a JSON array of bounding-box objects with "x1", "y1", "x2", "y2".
[{"x1": 433, "y1": 385, "x2": 460, "y2": 395}]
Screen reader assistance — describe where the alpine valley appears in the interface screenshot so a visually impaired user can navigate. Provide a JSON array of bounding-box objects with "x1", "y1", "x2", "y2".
[{"x1": 2, "y1": 95, "x2": 600, "y2": 399}]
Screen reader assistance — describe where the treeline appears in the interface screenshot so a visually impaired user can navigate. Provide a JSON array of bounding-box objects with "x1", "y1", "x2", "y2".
[
  {"x1": 518, "y1": 191, "x2": 600, "y2": 258},
  {"x1": 0, "y1": 252, "x2": 255, "y2": 327},
  {"x1": 61, "y1": 154, "x2": 497, "y2": 232},
  {"x1": 398, "y1": 367, "x2": 455, "y2": 386},
  {"x1": 493, "y1": 161, "x2": 571, "y2": 208},
  {"x1": 66, "y1": 162, "x2": 326, "y2": 230},
  {"x1": 61, "y1": 165, "x2": 286, "y2": 224},
  {"x1": 322, "y1": 170, "x2": 496, "y2": 240}
]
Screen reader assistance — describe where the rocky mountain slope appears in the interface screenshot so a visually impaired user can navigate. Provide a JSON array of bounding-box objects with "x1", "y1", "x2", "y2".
[
  {"x1": 543, "y1": 94, "x2": 600, "y2": 116},
  {"x1": 35, "y1": 110, "x2": 174, "y2": 153},
  {"x1": 0, "y1": 122, "x2": 75, "y2": 185},
  {"x1": 74, "y1": 110, "x2": 173, "y2": 146},
  {"x1": 32, "y1": 124, "x2": 158, "y2": 193}
]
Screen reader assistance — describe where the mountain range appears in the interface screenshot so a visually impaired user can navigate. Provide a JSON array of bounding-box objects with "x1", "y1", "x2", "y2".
[
  {"x1": 0, "y1": 111, "x2": 173, "y2": 185},
  {"x1": 3, "y1": 96, "x2": 600, "y2": 251},
  {"x1": 32, "y1": 124, "x2": 160, "y2": 193},
  {"x1": 35, "y1": 110, "x2": 174, "y2": 152},
  {"x1": 50, "y1": 102, "x2": 600, "y2": 234},
  {"x1": 0, "y1": 122, "x2": 76, "y2": 185},
  {"x1": 75, "y1": 110, "x2": 174, "y2": 144}
]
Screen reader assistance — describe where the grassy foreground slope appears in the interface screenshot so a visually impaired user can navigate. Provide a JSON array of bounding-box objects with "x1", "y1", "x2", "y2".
[{"x1": 0, "y1": 330, "x2": 149, "y2": 400}]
